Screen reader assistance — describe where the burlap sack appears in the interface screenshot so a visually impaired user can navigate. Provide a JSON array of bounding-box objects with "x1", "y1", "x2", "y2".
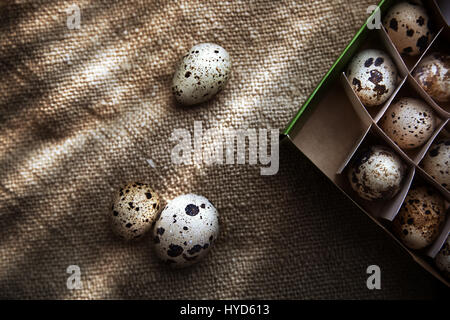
[{"x1": 0, "y1": 0, "x2": 446, "y2": 299}]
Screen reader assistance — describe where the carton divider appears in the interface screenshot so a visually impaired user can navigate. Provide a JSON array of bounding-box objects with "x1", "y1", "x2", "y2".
[
  {"x1": 379, "y1": 165, "x2": 415, "y2": 221},
  {"x1": 373, "y1": 76, "x2": 407, "y2": 123},
  {"x1": 416, "y1": 165, "x2": 450, "y2": 201},
  {"x1": 410, "y1": 27, "x2": 444, "y2": 72},
  {"x1": 371, "y1": 123, "x2": 416, "y2": 166},
  {"x1": 339, "y1": 73, "x2": 374, "y2": 126},
  {"x1": 290, "y1": 82, "x2": 371, "y2": 180},
  {"x1": 426, "y1": 215, "x2": 450, "y2": 258},
  {"x1": 434, "y1": 0, "x2": 450, "y2": 25},
  {"x1": 407, "y1": 73, "x2": 450, "y2": 118},
  {"x1": 413, "y1": 118, "x2": 449, "y2": 164},
  {"x1": 409, "y1": 249, "x2": 450, "y2": 284},
  {"x1": 336, "y1": 125, "x2": 372, "y2": 174},
  {"x1": 379, "y1": 25, "x2": 409, "y2": 77},
  {"x1": 417, "y1": 121, "x2": 450, "y2": 200}
]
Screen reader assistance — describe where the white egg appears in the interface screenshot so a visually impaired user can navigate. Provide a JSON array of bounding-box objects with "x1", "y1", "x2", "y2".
[
  {"x1": 347, "y1": 49, "x2": 398, "y2": 107},
  {"x1": 152, "y1": 194, "x2": 219, "y2": 268},
  {"x1": 380, "y1": 97, "x2": 436, "y2": 150},
  {"x1": 110, "y1": 182, "x2": 160, "y2": 241},
  {"x1": 348, "y1": 145, "x2": 405, "y2": 201},
  {"x1": 172, "y1": 43, "x2": 231, "y2": 106},
  {"x1": 383, "y1": 2, "x2": 433, "y2": 56}
]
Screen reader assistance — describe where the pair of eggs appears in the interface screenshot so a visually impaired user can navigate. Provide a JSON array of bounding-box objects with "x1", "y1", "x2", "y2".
[
  {"x1": 384, "y1": 3, "x2": 449, "y2": 103},
  {"x1": 110, "y1": 183, "x2": 219, "y2": 268},
  {"x1": 384, "y1": 2, "x2": 449, "y2": 102},
  {"x1": 348, "y1": 50, "x2": 442, "y2": 151},
  {"x1": 348, "y1": 148, "x2": 447, "y2": 253},
  {"x1": 347, "y1": 52, "x2": 440, "y2": 152}
]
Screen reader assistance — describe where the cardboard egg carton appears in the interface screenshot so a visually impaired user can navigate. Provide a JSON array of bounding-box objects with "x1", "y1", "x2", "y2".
[{"x1": 284, "y1": 0, "x2": 449, "y2": 286}]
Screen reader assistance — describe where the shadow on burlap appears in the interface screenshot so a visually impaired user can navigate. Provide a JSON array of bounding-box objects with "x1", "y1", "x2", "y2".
[{"x1": 0, "y1": 0, "x2": 447, "y2": 299}]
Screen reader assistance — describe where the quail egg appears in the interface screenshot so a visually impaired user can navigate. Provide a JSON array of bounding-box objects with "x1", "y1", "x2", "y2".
[
  {"x1": 413, "y1": 52, "x2": 450, "y2": 102},
  {"x1": 152, "y1": 194, "x2": 219, "y2": 268},
  {"x1": 172, "y1": 43, "x2": 231, "y2": 106},
  {"x1": 347, "y1": 49, "x2": 398, "y2": 106},
  {"x1": 393, "y1": 186, "x2": 446, "y2": 250},
  {"x1": 348, "y1": 145, "x2": 405, "y2": 201},
  {"x1": 422, "y1": 139, "x2": 450, "y2": 191},
  {"x1": 383, "y1": 2, "x2": 433, "y2": 56},
  {"x1": 435, "y1": 235, "x2": 450, "y2": 279},
  {"x1": 380, "y1": 97, "x2": 436, "y2": 150},
  {"x1": 110, "y1": 182, "x2": 160, "y2": 241}
]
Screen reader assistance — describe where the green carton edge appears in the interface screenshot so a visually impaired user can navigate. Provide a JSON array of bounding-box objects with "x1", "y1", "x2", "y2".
[{"x1": 283, "y1": 0, "x2": 393, "y2": 137}]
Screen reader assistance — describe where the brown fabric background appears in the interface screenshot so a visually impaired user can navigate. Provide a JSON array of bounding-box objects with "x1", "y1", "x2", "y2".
[{"x1": 0, "y1": 0, "x2": 447, "y2": 299}]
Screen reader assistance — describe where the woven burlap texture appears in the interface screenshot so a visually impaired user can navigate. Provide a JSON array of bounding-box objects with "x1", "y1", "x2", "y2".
[{"x1": 0, "y1": 0, "x2": 445, "y2": 299}]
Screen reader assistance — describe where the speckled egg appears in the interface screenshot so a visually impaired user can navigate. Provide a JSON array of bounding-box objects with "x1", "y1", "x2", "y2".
[
  {"x1": 110, "y1": 182, "x2": 160, "y2": 241},
  {"x1": 383, "y1": 2, "x2": 433, "y2": 56},
  {"x1": 347, "y1": 49, "x2": 398, "y2": 106},
  {"x1": 152, "y1": 194, "x2": 219, "y2": 268},
  {"x1": 413, "y1": 52, "x2": 450, "y2": 102},
  {"x1": 172, "y1": 43, "x2": 231, "y2": 106},
  {"x1": 380, "y1": 97, "x2": 436, "y2": 150},
  {"x1": 393, "y1": 186, "x2": 446, "y2": 250},
  {"x1": 348, "y1": 145, "x2": 405, "y2": 201},
  {"x1": 435, "y1": 235, "x2": 450, "y2": 279},
  {"x1": 422, "y1": 139, "x2": 450, "y2": 191}
]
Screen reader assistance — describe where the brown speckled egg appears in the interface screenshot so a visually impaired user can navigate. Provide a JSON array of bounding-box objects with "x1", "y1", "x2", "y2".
[
  {"x1": 152, "y1": 194, "x2": 219, "y2": 268},
  {"x1": 413, "y1": 52, "x2": 450, "y2": 102},
  {"x1": 422, "y1": 139, "x2": 450, "y2": 191},
  {"x1": 383, "y1": 2, "x2": 433, "y2": 56},
  {"x1": 347, "y1": 49, "x2": 397, "y2": 106},
  {"x1": 172, "y1": 43, "x2": 231, "y2": 106},
  {"x1": 110, "y1": 182, "x2": 160, "y2": 241},
  {"x1": 393, "y1": 186, "x2": 446, "y2": 250},
  {"x1": 380, "y1": 97, "x2": 436, "y2": 150},
  {"x1": 435, "y1": 235, "x2": 450, "y2": 279},
  {"x1": 348, "y1": 145, "x2": 405, "y2": 201}
]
